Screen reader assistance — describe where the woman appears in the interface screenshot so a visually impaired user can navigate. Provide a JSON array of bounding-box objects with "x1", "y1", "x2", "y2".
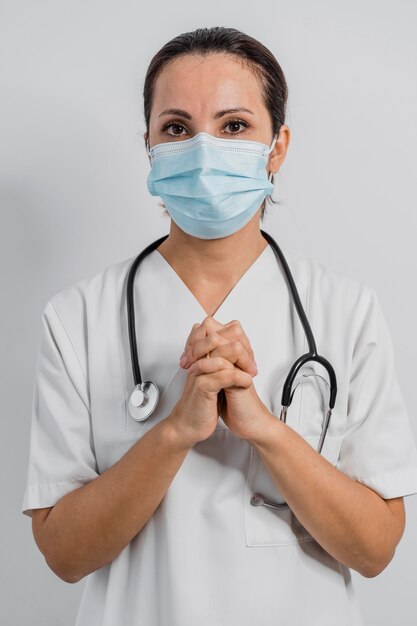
[{"x1": 22, "y1": 27, "x2": 417, "y2": 625}]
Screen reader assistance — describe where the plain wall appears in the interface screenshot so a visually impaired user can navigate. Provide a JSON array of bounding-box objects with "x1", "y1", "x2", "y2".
[{"x1": 1, "y1": 1, "x2": 416, "y2": 624}]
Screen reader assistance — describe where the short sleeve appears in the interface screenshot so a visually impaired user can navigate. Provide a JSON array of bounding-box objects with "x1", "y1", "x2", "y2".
[
  {"x1": 336, "y1": 287, "x2": 417, "y2": 499},
  {"x1": 21, "y1": 299, "x2": 99, "y2": 518}
]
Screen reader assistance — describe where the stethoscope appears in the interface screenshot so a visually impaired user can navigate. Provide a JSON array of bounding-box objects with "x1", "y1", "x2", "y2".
[{"x1": 127, "y1": 229, "x2": 337, "y2": 462}]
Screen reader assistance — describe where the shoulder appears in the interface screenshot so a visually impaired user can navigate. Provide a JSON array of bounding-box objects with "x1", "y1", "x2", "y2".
[
  {"x1": 283, "y1": 245, "x2": 380, "y2": 341},
  {"x1": 282, "y1": 244, "x2": 375, "y2": 300},
  {"x1": 39, "y1": 256, "x2": 134, "y2": 361},
  {"x1": 45, "y1": 256, "x2": 133, "y2": 319}
]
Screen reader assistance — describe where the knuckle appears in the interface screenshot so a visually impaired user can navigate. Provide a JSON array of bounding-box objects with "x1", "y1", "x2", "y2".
[
  {"x1": 235, "y1": 325, "x2": 244, "y2": 338},
  {"x1": 218, "y1": 357, "x2": 230, "y2": 370},
  {"x1": 230, "y1": 325, "x2": 243, "y2": 341},
  {"x1": 231, "y1": 369, "x2": 240, "y2": 385},
  {"x1": 211, "y1": 333, "x2": 223, "y2": 348}
]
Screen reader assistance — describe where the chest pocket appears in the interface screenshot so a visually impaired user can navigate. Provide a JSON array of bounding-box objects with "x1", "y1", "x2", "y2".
[{"x1": 243, "y1": 364, "x2": 345, "y2": 547}]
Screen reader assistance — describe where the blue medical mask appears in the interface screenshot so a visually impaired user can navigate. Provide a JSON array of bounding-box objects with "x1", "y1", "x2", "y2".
[{"x1": 146, "y1": 132, "x2": 277, "y2": 239}]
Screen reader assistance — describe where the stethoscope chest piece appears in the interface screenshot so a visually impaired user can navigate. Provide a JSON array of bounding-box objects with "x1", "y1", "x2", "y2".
[{"x1": 128, "y1": 381, "x2": 159, "y2": 421}]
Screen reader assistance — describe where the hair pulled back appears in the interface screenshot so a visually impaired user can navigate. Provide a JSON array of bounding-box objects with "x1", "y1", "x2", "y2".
[{"x1": 143, "y1": 26, "x2": 288, "y2": 218}]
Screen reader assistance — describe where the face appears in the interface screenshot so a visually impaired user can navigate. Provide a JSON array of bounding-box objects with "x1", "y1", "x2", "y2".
[{"x1": 145, "y1": 53, "x2": 290, "y2": 176}]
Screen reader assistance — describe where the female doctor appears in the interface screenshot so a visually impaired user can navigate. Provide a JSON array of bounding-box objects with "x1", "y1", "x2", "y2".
[{"x1": 22, "y1": 26, "x2": 417, "y2": 626}]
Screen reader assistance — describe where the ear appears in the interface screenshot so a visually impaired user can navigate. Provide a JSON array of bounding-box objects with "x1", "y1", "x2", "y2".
[
  {"x1": 144, "y1": 131, "x2": 151, "y2": 164},
  {"x1": 268, "y1": 124, "x2": 291, "y2": 175}
]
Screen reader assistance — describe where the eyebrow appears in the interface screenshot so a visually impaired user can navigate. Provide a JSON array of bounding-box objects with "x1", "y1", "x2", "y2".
[{"x1": 157, "y1": 107, "x2": 255, "y2": 119}]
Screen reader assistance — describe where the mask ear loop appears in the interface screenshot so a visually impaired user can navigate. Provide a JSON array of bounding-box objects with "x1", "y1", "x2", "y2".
[
  {"x1": 267, "y1": 133, "x2": 278, "y2": 192},
  {"x1": 267, "y1": 133, "x2": 278, "y2": 154},
  {"x1": 145, "y1": 137, "x2": 151, "y2": 158}
]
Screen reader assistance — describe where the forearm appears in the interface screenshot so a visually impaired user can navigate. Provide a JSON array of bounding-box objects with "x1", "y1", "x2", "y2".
[
  {"x1": 38, "y1": 416, "x2": 191, "y2": 583},
  {"x1": 249, "y1": 411, "x2": 400, "y2": 577}
]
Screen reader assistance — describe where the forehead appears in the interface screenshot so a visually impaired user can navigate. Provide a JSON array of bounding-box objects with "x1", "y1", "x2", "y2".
[{"x1": 151, "y1": 53, "x2": 266, "y2": 115}]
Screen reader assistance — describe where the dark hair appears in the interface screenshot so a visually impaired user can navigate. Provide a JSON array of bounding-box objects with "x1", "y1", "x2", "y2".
[{"x1": 143, "y1": 26, "x2": 288, "y2": 220}]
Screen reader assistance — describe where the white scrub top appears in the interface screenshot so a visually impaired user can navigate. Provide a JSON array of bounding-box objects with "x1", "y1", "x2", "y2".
[{"x1": 22, "y1": 242, "x2": 417, "y2": 626}]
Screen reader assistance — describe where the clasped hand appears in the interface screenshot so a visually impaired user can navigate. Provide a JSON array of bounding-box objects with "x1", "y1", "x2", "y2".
[{"x1": 178, "y1": 316, "x2": 274, "y2": 442}]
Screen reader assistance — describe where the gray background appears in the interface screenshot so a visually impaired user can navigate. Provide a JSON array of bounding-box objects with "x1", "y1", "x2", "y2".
[{"x1": 1, "y1": 0, "x2": 416, "y2": 624}]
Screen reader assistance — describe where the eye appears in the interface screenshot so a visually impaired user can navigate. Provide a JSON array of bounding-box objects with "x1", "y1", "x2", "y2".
[
  {"x1": 161, "y1": 122, "x2": 188, "y2": 136},
  {"x1": 161, "y1": 118, "x2": 250, "y2": 138},
  {"x1": 224, "y1": 120, "x2": 249, "y2": 135}
]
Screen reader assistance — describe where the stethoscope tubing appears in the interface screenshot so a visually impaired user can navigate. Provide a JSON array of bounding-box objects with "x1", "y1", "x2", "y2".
[
  {"x1": 127, "y1": 234, "x2": 169, "y2": 387},
  {"x1": 260, "y1": 230, "x2": 337, "y2": 410},
  {"x1": 126, "y1": 229, "x2": 337, "y2": 430}
]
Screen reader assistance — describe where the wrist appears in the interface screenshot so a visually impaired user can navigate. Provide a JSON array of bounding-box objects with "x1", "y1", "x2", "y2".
[
  {"x1": 245, "y1": 409, "x2": 285, "y2": 450},
  {"x1": 163, "y1": 412, "x2": 196, "y2": 452}
]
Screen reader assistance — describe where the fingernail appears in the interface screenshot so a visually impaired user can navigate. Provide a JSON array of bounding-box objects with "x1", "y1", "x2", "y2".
[{"x1": 179, "y1": 355, "x2": 188, "y2": 367}]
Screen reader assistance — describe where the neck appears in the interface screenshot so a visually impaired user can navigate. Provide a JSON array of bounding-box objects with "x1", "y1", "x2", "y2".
[{"x1": 156, "y1": 213, "x2": 268, "y2": 287}]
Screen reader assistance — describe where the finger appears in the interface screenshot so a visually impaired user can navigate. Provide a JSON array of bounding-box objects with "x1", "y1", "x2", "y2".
[
  {"x1": 188, "y1": 355, "x2": 234, "y2": 376},
  {"x1": 181, "y1": 322, "x2": 203, "y2": 356},
  {"x1": 184, "y1": 329, "x2": 227, "y2": 364},
  {"x1": 186, "y1": 340, "x2": 257, "y2": 376},
  {"x1": 219, "y1": 367, "x2": 253, "y2": 390},
  {"x1": 209, "y1": 341, "x2": 258, "y2": 376},
  {"x1": 191, "y1": 318, "x2": 255, "y2": 362},
  {"x1": 182, "y1": 318, "x2": 257, "y2": 377},
  {"x1": 191, "y1": 364, "x2": 254, "y2": 393},
  {"x1": 183, "y1": 317, "x2": 253, "y2": 359},
  {"x1": 215, "y1": 320, "x2": 256, "y2": 362},
  {"x1": 184, "y1": 320, "x2": 257, "y2": 373},
  {"x1": 181, "y1": 316, "x2": 224, "y2": 355}
]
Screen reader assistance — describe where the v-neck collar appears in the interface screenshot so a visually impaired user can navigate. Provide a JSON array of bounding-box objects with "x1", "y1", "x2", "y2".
[{"x1": 152, "y1": 242, "x2": 273, "y2": 321}]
